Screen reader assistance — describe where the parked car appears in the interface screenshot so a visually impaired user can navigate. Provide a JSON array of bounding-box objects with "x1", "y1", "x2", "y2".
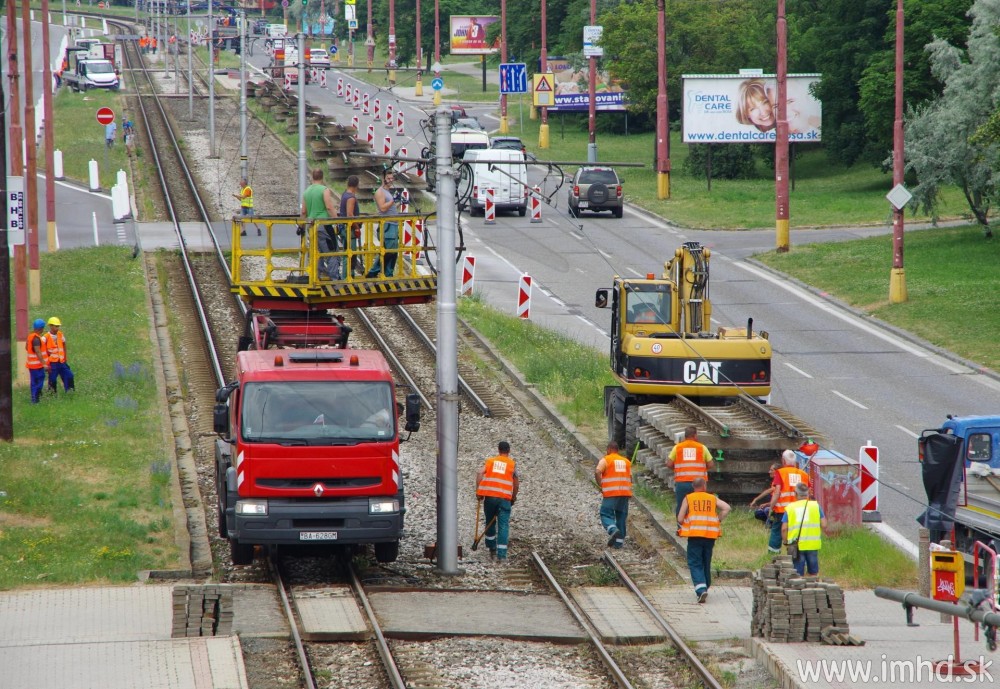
[
  {"x1": 490, "y1": 136, "x2": 527, "y2": 156},
  {"x1": 452, "y1": 117, "x2": 484, "y2": 131},
  {"x1": 309, "y1": 48, "x2": 331, "y2": 67},
  {"x1": 568, "y1": 166, "x2": 624, "y2": 218},
  {"x1": 448, "y1": 104, "x2": 468, "y2": 123}
]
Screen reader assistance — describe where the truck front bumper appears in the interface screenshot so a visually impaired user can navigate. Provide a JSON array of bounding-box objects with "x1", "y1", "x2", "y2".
[{"x1": 229, "y1": 496, "x2": 404, "y2": 546}]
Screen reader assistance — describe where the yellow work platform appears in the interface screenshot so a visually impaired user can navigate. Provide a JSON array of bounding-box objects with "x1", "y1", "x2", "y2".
[{"x1": 231, "y1": 215, "x2": 437, "y2": 309}]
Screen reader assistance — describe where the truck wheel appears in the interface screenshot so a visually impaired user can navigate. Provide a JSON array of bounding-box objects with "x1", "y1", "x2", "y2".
[
  {"x1": 608, "y1": 407, "x2": 625, "y2": 448},
  {"x1": 230, "y1": 537, "x2": 254, "y2": 565},
  {"x1": 217, "y1": 494, "x2": 228, "y2": 538},
  {"x1": 374, "y1": 540, "x2": 399, "y2": 563},
  {"x1": 624, "y1": 405, "x2": 641, "y2": 458}
]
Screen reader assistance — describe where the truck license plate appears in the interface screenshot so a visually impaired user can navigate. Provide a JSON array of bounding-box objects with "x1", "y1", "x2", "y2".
[{"x1": 300, "y1": 531, "x2": 338, "y2": 541}]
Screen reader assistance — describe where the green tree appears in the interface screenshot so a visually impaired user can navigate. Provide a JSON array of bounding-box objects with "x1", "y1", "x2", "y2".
[{"x1": 904, "y1": 0, "x2": 1000, "y2": 237}]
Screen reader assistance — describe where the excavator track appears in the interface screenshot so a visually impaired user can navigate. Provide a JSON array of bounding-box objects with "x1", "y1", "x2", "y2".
[{"x1": 634, "y1": 395, "x2": 827, "y2": 500}]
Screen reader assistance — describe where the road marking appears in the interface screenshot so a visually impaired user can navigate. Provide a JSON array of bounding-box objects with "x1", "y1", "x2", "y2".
[
  {"x1": 873, "y1": 522, "x2": 919, "y2": 559},
  {"x1": 733, "y1": 262, "x2": 971, "y2": 375},
  {"x1": 783, "y1": 362, "x2": 814, "y2": 379},
  {"x1": 895, "y1": 424, "x2": 920, "y2": 439},
  {"x1": 832, "y1": 389, "x2": 868, "y2": 409}
]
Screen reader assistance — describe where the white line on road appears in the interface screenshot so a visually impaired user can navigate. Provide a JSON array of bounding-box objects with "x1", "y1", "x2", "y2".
[
  {"x1": 872, "y1": 522, "x2": 919, "y2": 560},
  {"x1": 783, "y1": 362, "x2": 814, "y2": 379},
  {"x1": 832, "y1": 389, "x2": 868, "y2": 409},
  {"x1": 895, "y1": 425, "x2": 920, "y2": 439}
]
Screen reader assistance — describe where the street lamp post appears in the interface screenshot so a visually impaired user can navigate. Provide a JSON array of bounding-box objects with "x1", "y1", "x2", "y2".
[
  {"x1": 889, "y1": 0, "x2": 907, "y2": 302},
  {"x1": 774, "y1": 0, "x2": 790, "y2": 251},
  {"x1": 655, "y1": 0, "x2": 669, "y2": 198}
]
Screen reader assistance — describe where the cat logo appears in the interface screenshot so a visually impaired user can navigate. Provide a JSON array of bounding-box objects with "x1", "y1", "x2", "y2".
[{"x1": 683, "y1": 360, "x2": 722, "y2": 384}]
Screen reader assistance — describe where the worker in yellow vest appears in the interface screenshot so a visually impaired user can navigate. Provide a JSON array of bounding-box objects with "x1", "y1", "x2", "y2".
[
  {"x1": 234, "y1": 178, "x2": 260, "y2": 236},
  {"x1": 781, "y1": 482, "x2": 827, "y2": 575},
  {"x1": 27, "y1": 319, "x2": 50, "y2": 403},
  {"x1": 667, "y1": 425, "x2": 714, "y2": 519},
  {"x1": 476, "y1": 441, "x2": 520, "y2": 561},
  {"x1": 678, "y1": 476, "x2": 731, "y2": 603},
  {"x1": 43, "y1": 317, "x2": 75, "y2": 394},
  {"x1": 594, "y1": 441, "x2": 632, "y2": 549},
  {"x1": 768, "y1": 450, "x2": 810, "y2": 553}
]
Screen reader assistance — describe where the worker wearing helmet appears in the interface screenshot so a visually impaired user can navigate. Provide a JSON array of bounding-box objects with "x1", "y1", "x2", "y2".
[
  {"x1": 43, "y1": 317, "x2": 75, "y2": 394},
  {"x1": 26, "y1": 319, "x2": 50, "y2": 403}
]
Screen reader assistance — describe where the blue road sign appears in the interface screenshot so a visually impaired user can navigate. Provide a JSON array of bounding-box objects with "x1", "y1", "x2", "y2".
[
  {"x1": 431, "y1": 77, "x2": 444, "y2": 91},
  {"x1": 499, "y1": 62, "x2": 528, "y2": 94},
  {"x1": 329, "y1": 44, "x2": 338, "y2": 55}
]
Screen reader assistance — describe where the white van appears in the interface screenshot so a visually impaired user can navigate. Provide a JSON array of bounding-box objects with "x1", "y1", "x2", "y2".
[
  {"x1": 463, "y1": 149, "x2": 528, "y2": 217},
  {"x1": 266, "y1": 24, "x2": 288, "y2": 39},
  {"x1": 451, "y1": 128, "x2": 489, "y2": 160}
]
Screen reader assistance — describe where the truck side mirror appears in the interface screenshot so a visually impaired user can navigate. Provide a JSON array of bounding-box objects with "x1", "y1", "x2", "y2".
[
  {"x1": 404, "y1": 393, "x2": 421, "y2": 433},
  {"x1": 213, "y1": 403, "x2": 230, "y2": 435},
  {"x1": 595, "y1": 288, "x2": 609, "y2": 309}
]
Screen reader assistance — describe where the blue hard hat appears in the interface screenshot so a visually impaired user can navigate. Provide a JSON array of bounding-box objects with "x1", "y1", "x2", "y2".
[{"x1": 33, "y1": 318, "x2": 45, "y2": 329}]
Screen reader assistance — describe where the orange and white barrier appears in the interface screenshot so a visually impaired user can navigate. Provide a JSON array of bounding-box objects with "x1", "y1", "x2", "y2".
[
  {"x1": 461, "y1": 256, "x2": 476, "y2": 296},
  {"x1": 517, "y1": 274, "x2": 532, "y2": 319},
  {"x1": 484, "y1": 188, "x2": 496, "y2": 225},
  {"x1": 530, "y1": 186, "x2": 542, "y2": 223},
  {"x1": 860, "y1": 442, "x2": 881, "y2": 521}
]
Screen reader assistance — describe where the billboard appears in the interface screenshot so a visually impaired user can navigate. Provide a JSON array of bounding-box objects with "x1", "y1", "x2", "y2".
[
  {"x1": 682, "y1": 74, "x2": 821, "y2": 143},
  {"x1": 449, "y1": 15, "x2": 500, "y2": 55},
  {"x1": 546, "y1": 58, "x2": 626, "y2": 112}
]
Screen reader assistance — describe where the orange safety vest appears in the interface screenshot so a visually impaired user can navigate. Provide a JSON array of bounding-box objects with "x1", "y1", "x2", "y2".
[
  {"x1": 44, "y1": 331, "x2": 67, "y2": 363},
  {"x1": 600, "y1": 452, "x2": 633, "y2": 498},
  {"x1": 773, "y1": 466, "x2": 810, "y2": 514},
  {"x1": 681, "y1": 491, "x2": 721, "y2": 539},
  {"x1": 26, "y1": 332, "x2": 47, "y2": 370},
  {"x1": 671, "y1": 439, "x2": 709, "y2": 483},
  {"x1": 477, "y1": 454, "x2": 516, "y2": 500}
]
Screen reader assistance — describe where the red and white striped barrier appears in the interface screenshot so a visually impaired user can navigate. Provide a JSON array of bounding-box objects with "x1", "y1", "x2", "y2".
[
  {"x1": 415, "y1": 161, "x2": 425, "y2": 183},
  {"x1": 319, "y1": 69, "x2": 327, "y2": 88},
  {"x1": 397, "y1": 147, "x2": 408, "y2": 174},
  {"x1": 400, "y1": 189, "x2": 412, "y2": 250},
  {"x1": 336, "y1": 77, "x2": 344, "y2": 97},
  {"x1": 859, "y1": 442, "x2": 881, "y2": 521},
  {"x1": 352, "y1": 114, "x2": 359, "y2": 131},
  {"x1": 396, "y1": 109, "x2": 404, "y2": 135},
  {"x1": 353, "y1": 89, "x2": 360, "y2": 110},
  {"x1": 345, "y1": 82, "x2": 352, "y2": 101},
  {"x1": 385, "y1": 103, "x2": 394, "y2": 128},
  {"x1": 461, "y1": 256, "x2": 476, "y2": 296},
  {"x1": 530, "y1": 186, "x2": 542, "y2": 223},
  {"x1": 484, "y1": 188, "x2": 496, "y2": 225},
  {"x1": 383, "y1": 135, "x2": 392, "y2": 157},
  {"x1": 517, "y1": 274, "x2": 532, "y2": 319},
  {"x1": 374, "y1": 98, "x2": 381, "y2": 121},
  {"x1": 283, "y1": 73, "x2": 292, "y2": 91},
  {"x1": 363, "y1": 92, "x2": 370, "y2": 115},
  {"x1": 366, "y1": 124, "x2": 374, "y2": 145},
  {"x1": 310, "y1": 67, "x2": 318, "y2": 84},
  {"x1": 412, "y1": 219, "x2": 424, "y2": 261},
  {"x1": 399, "y1": 188, "x2": 410, "y2": 213}
]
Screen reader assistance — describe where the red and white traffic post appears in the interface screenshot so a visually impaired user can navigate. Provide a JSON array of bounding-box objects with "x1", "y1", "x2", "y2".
[
  {"x1": 283, "y1": 73, "x2": 292, "y2": 91},
  {"x1": 336, "y1": 76, "x2": 344, "y2": 97},
  {"x1": 530, "y1": 186, "x2": 542, "y2": 223},
  {"x1": 859, "y1": 442, "x2": 881, "y2": 522},
  {"x1": 461, "y1": 256, "x2": 476, "y2": 296},
  {"x1": 319, "y1": 69, "x2": 327, "y2": 88},
  {"x1": 383, "y1": 135, "x2": 392, "y2": 157},
  {"x1": 484, "y1": 188, "x2": 496, "y2": 225},
  {"x1": 352, "y1": 115, "x2": 359, "y2": 131},
  {"x1": 385, "y1": 103, "x2": 394, "y2": 128},
  {"x1": 345, "y1": 81, "x2": 353, "y2": 102},
  {"x1": 400, "y1": 189, "x2": 412, "y2": 249},
  {"x1": 366, "y1": 124, "x2": 374, "y2": 145},
  {"x1": 363, "y1": 92, "x2": 370, "y2": 115},
  {"x1": 374, "y1": 98, "x2": 381, "y2": 121},
  {"x1": 517, "y1": 274, "x2": 532, "y2": 319},
  {"x1": 353, "y1": 89, "x2": 361, "y2": 110},
  {"x1": 412, "y1": 219, "x2": 424, "y2": 261},
  {"x1": 397, "y1": 147, "x2": 407, "y2": 174},
  {"x1": 396, "y1": 109, "x2": 404, "y2": 135}
]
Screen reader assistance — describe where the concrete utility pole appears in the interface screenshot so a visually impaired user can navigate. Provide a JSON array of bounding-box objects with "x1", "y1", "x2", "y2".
[
  {"x1": 187, "y1": 0, "x2": 193, "y2": 118},
  {"x1": 240, "y1": 6, "x2": 248, "y2": 182},
  {"x1": 499, "y1": 0, "x2": 508, "y2": 134},
  {"x1": 655, "y1": 0, "x2": 669, "y2": 199},
  {"x1": 23, "y1": 0, "x2": 41, "y2": 306},
  {"x1": 889, "y1": 0, "x2": 907, "y2": 303},
  {"x1": 208, "y1": 1, "x2": 216, "y2": 156},
  {"x1": 432, "y1": 0, "x2": 439, "y2": 105},
  {"x1": 42, "y1": 0, "x2": 59, "y2": 251},
  {"x1": 0, "y1": 22, "x2": 12, "y2": 442},
  {"x1": 297, "y1": 32, "x2": 306, "y2": 202},
  {"x1": 387, "y1": 0, "x2": 396, "y2": 84},
  {"x1": 414, "y1": 0, "x2": 422, "y2": 96},
  {"x1": 433, "y1": 109, "x2": 460, "y2": 577},
  {"x1": 774, "y1": 0, "x2": 790, "y2": 252},
  {"x1": 587, "y1": 0, "x2": 597, "y2": 162},
  {"x1": 7, "y1": 1, "x2": 29, "y2": 384},
  {"x1": 366, "y1": 0, "x2": 373, "y2": 70},
  {"x1": 538, "y1": 0, "x2": 548, "y2": 149}
]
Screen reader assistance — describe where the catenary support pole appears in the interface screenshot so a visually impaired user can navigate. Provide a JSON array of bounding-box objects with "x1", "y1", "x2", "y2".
[
  {"x1": 0, "y1": 26, "x2": 12, "y2": 441},
  {"x1": 586, "y1": 0, "x2": 597, "y2": 162},
  {"x1": 8, "y1": 1, "x2": 28, "y2": 386},
  {"x1": 775, "y1": 0, "x2": 790, "y2": 251},
  {"x1": 187, "y1": 0, "x2": 193, "y2": 119},
  {"x1": 208, "y1": 0, "x2": 216, "y2": 156},
  {"x1": 42, "y1": 0, "x2": 58, "y2": 251},
  {"x1": 22, "y1": 0, "x2": 41, "y2": 306},
  {"x1": 297, "y1": 32, "x2": 306, "y2": 201},
  {"x1": 888, "y1": 0, "x2": 907, "y2": 302},
  {"x1": 240, "y1": 7, "x2": 248, "y2": 181}
]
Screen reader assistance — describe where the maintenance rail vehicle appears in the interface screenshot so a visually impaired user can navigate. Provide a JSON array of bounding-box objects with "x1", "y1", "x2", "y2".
[{"x1": 214, "y1": 214, "x2": 435, "y2": 564}]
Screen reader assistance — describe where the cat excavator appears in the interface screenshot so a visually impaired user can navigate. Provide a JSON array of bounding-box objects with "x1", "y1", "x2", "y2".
[{"x1": 595, "y1": 241, "x2": 821, "y2": 500}]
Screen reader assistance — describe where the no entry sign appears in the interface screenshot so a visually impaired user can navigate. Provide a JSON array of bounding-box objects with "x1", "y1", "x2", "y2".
[{"x1": 96, "y1": 107, "x2": 115, "y2": 125}]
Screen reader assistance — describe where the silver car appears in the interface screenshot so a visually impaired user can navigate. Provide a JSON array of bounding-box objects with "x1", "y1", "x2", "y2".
[{"x1": 568, "y1": 166, "x2": 623, "y2": 218}]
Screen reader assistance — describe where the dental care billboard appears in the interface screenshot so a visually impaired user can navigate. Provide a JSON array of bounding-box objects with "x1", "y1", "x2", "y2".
[
  {"x1": 682, "y1": 74, "x2": 822, "y2": 143},
  {"x1": 449, "y1": 15, "x2": 500, "y2": 55}
]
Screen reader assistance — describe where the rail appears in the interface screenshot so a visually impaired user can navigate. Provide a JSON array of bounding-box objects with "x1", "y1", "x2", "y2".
[{"x1": 737, "y1": 393, "x2": 806, "y2": 440}]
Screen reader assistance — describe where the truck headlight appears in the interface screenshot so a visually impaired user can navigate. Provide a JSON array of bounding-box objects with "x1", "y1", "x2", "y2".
[
  {"x1": 236, "y1": 499, "x2": 268, "y2": 516},
  {"x1": 369, "y1": 498, "x2": 399, "y2": 514}
]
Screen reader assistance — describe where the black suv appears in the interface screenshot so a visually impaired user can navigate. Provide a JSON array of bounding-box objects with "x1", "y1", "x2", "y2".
[{"x1": 568, "y1": 166, "x2": 623, "y2": 218}]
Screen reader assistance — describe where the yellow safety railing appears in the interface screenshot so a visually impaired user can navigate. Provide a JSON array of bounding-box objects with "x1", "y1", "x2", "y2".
[{"x1": 231, "y1": 213, "x2": 434, "y2": 290}]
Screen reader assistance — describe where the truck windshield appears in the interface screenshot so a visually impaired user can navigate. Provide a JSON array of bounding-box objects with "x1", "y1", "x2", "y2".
[
  {"x1": 625, "y1": 285, "x2": 670, "y2": 325},
  {"x1": 88, "y1": 62, "x2": 115, "y2": 74},
  {"x1": 241, "y1": 381, "x2": 396, "y2": 443}
]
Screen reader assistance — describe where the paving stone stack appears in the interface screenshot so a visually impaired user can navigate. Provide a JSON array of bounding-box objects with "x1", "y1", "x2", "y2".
[
  {"x1": 751, "y1": 556, "x2": 859, "y2": 644},
  {"x1": 172, "y1": 584, "x2": 234, "y2": 638}
]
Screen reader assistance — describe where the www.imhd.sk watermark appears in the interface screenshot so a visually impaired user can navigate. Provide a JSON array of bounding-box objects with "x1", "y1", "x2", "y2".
[{"x1": 796, "y1": 656, "x2": 994, "y2": 683}]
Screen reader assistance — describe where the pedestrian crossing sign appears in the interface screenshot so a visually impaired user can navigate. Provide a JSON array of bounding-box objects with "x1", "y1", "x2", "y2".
[{"x1": 533, "y1": 73, "x2": 554, "y2": 107}]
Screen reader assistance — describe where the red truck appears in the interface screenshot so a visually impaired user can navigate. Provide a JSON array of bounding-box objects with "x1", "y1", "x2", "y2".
[{"x1": 214, "y1": 312, "x2": 420, "y2": 565}]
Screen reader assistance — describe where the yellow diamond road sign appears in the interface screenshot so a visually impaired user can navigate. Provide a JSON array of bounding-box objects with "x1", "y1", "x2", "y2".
[{"x1": 532, "y1": 73, "x2": 554, "y2": 107}]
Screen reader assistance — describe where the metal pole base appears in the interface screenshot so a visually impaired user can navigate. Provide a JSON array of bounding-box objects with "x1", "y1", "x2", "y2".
[{"x1": 587, "y1": 142, "x2": 597, "y2": 163}]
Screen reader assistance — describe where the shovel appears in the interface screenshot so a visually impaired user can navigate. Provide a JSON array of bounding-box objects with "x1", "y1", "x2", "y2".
[{"x1": 472, "y1": 515, "x2": 498, "y2": 551}]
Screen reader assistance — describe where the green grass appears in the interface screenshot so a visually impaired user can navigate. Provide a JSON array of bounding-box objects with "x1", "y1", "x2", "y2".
[
  {"x1": 459, "y1": 296, "x2": 919, "y2": 589},
  {"x1": 50, "y1": 88, "x2": 132, "y2": 191},
  {"x1": 756, "y1": 225, "x2": 1000, "y2": 372},
  {"x1": 0, "y1": 247, "x2": 181, "y2": 588}
]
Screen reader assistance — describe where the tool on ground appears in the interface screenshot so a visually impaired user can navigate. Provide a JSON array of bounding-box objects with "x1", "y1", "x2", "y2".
[
  {"x1": 471, "y1": 515, "x2": 498, "y2": 551},
  {"x1": 472, "y1": 499, "x2": 482, "y2": 549}
]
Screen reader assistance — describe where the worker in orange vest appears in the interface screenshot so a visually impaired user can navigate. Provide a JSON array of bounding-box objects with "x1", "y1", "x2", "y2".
[
  {"x1": 767, "y1": 449, "x2": 811, "y2": 553},
  {"x1": 595, "y1": 441, "x2": 632, "y2": 549},
  {"x1": 476, "y1": 441, "x2": 520, "y2": 561},
  {"x1": 26, "y1": 319, "x2": 50, "y2": 403},
  {"x1": 678, "y1": 476, "x2": 731, "y2": 603},
  {"x1": 667, "y1": 425, "x2": 713, "y2": 520},
  {"x1": 43, "y1": 317, "x2": 75, "y2": 394}
]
